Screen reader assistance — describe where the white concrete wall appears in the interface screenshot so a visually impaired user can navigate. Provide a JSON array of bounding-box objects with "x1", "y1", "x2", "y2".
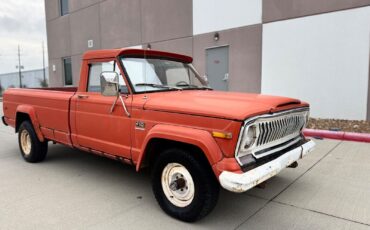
[
  {"x1": 193, "y1": 0, "x2": 262, "y2": 35},
  {"x1": 262, "y1": 7, "x2": 370, "y2": 120}
]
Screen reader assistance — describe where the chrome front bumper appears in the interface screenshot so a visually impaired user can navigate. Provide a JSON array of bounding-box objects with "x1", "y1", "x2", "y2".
[{"x1": 219, "y1": 140, "x2": 315, "y2": 193}]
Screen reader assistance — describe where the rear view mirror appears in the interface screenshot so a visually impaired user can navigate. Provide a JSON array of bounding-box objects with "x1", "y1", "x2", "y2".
[
  {"x1": 101, "y1": 71, "x2": 131, "y2": 117},
  {"x1": 100, "y1": 72, "x2": 119, "y2": 96}
]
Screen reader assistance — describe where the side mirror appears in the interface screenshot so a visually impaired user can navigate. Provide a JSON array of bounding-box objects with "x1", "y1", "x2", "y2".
[
  {"x1": 100, "y1": 72, "x2": 119, "y2": 96},
  {"x1": 102, "y1": 71, "x2": 131, "y2": 117}
]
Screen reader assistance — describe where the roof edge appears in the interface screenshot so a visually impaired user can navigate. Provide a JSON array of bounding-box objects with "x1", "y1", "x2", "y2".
[{"x1": 82, "y1": 48, "x2": 192, "y2": 63}]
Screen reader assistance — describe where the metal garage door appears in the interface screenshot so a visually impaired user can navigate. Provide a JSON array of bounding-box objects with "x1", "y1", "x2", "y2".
[{"x1": 206, "y1": 46, "x2": 229, "y2": 91}]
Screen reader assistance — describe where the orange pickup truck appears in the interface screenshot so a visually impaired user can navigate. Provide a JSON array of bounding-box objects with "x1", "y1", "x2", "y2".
[{"x1": 2, "y1": 48, "x2": 315, "y2": 222}]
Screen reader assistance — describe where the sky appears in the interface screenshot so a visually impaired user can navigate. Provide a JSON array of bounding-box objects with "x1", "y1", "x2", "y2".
[{"x1": 0, "y1": 0, "x2": 48, "y2": 74}]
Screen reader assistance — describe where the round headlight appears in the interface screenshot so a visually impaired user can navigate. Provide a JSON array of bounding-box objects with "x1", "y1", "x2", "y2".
[{"x1": 243, "y1": 125, "x2": 256, "y2": 149}]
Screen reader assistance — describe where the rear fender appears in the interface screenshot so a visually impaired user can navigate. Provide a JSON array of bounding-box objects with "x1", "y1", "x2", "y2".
[
  {"x1": 16, "y1": 105, "x2": 44, "y2": 142},
  {"x1": 136, "y1": 124, "x2": 224, "y2": 171}
]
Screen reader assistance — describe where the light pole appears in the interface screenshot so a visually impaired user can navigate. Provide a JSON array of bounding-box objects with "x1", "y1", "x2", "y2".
[
  {"x1": 16, "y1": 45, "x2": 24, "y2": 88},
  {"x1": 42, "y1": 41, "x2": 46, "y2": 86}
]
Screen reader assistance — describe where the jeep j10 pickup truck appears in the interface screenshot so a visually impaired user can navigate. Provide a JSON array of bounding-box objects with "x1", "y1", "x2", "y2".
[{"x1": 2, "y1": 48, "x2": 315, "y2": 222}]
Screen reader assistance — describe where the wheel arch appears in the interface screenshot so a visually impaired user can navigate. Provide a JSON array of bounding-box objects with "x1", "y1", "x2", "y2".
[
  {"x1": 15, "y1": 105, "x2": 44, "y2": 142},
  {"x1": 135, "y1": 124, "x2": 223, "y2": 172}
]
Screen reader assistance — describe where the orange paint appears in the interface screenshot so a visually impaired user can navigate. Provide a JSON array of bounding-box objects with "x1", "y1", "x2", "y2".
[{"x1": 2, "y1": 48, "x2": 309, "y2": 176}]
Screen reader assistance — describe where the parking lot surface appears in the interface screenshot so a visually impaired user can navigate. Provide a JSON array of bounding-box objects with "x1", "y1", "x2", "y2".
[{"x1": 1, "y1": 103, "x2": 369, "y2": 229}]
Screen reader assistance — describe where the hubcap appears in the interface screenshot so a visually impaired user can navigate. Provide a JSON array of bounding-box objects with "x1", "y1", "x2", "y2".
[
  {"x1": 20, "y1": 130, "x2": 31, "y2": 155},
  {"x1": 161, "y1": 163, "x2": 195, "y2": 207}
]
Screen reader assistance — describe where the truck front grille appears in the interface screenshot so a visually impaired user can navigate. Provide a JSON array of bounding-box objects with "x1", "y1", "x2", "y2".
[
  {"x1": 236, "y1": 108, "x2": 309, "y2": 160},
  {"x1": 256, "y1": 113, "x2": 306, "y2": 147}
]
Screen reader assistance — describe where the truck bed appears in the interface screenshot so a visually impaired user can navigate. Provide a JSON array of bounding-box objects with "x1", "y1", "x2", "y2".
[
  {"x1": 3, "y1": 88, "x2": 76, "y2": 146},
  {"x1": 35, "y1": 87, "x2": 78, "y2": 92}
]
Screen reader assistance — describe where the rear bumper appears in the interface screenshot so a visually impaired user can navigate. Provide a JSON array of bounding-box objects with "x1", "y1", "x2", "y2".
[
  {"x1": 219, "y1": 139, "x2": 315, "y2": 193},
  {"x1": 1, "y1": 116, "x2": 7, "y2": 126}
]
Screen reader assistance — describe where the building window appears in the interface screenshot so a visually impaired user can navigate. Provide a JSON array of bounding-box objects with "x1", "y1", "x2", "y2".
[
  {"x1": 63, "y1": 57, "x2": 73, "y2": 86},
  {"x1": 60, "y1": 0, "x2": 69, "y2": 16}
]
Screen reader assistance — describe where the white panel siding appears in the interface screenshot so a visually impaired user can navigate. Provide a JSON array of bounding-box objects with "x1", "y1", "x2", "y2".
[
  {"x1": 193, "y1": 0, "x2": 262, "y2": 35},
  {"x1": 262, "y1": 7, "x2": 370, "y2": 120}
]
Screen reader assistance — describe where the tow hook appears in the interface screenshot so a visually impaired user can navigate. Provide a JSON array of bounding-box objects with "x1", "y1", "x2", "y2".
[
  {"x1": 256, "y1": 181, "x2": 267, "y2": 189},
  {"x1": 288, "y1": 161, "x2": 298, "y2": 168}
]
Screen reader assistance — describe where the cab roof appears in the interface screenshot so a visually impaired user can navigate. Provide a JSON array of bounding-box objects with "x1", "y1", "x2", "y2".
[{"x1": 82, "y1": 48, "x2": 193, "y2": 63}]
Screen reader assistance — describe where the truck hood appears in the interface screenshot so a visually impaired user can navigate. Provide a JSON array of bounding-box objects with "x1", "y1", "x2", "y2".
[{"x1": 143, "y1": 90, "x2": 308, "y2": 121}]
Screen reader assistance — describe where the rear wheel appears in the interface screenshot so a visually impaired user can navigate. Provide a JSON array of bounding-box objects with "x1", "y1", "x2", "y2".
[
  {"x1": 151, "y1": 148, "x2": 219, "y2": 222},
  {"x1": 18, "y1": 121, "x2": 48, "y2": 163}
]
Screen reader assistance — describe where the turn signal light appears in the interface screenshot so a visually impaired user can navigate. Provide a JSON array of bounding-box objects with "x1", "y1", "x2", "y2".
[{"x1": 212, "y1": 131, "x2": 233, "y2": 139}]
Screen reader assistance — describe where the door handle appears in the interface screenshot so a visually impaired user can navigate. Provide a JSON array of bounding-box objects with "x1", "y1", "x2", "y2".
[
  {"x1": 222, "y1": 73, "x2": 229, "y2": 81},
  {"x1": 77, "y1": 94, "x2": 89, "y2": 99}
]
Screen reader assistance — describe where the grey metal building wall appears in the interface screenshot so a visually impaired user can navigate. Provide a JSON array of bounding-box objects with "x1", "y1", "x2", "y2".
[
  {"x1": 45, "y1": 0, "x2": 193, "y2": 87},
  {"x1": 45, "y1": 0, "x2": 370, "y2": 119}
]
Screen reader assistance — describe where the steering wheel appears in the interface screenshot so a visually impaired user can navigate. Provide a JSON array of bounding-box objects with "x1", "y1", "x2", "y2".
[{"x1": 175, "y1": 81, "x2": 189, "y2": 86}]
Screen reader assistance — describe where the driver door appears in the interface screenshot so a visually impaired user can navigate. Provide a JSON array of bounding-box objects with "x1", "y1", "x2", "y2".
[{"x1": 74, "y1": 60, "x2": 132, "y2": 159}]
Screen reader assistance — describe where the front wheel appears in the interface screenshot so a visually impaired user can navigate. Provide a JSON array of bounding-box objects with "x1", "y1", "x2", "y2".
[
  {"x1": 151, "y1": 148, "x2": 219, "y2": 222},
  {"x1": 18, "y1": 121, "x2": 48, "y2": 163}
]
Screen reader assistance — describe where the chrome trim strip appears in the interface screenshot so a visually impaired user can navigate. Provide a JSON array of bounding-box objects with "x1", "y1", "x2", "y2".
[
  {"x1": 234, "y1": 124, "x2": 245, "y2": 165},
  {"x1": 254, "y1": 136, "x2": 302, "y2": 157}
]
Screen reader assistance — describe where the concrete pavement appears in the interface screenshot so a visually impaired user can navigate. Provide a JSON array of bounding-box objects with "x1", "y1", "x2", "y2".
[{"x1": 0, "y1": 103, "x2": 369, "y2": 230}]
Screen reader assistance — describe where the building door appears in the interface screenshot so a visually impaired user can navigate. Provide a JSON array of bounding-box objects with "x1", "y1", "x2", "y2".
[{"x1": 206, "y1": 46, "x2": 229, "y2": 91}]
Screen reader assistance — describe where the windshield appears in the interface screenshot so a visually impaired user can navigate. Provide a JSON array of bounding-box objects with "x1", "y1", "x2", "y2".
[{"x1": 121, "y1": 57, "x2": 210, "y2": 93}]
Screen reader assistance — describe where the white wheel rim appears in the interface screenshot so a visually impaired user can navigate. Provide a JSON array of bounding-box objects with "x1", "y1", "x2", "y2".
[
  {"x1": 20, "y1": 130, "x2": 31, "y2": 156},
  {"x1": 161, "y1": 163, "x2": 195, "y2": 207}
]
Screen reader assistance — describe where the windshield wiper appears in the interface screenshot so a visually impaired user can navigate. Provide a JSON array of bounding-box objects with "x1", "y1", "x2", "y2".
[
  {"x1": 175, "y1": 82, "x2": 212, "y2": 90},
  {"x1": 135, "y1": 83, "x2": 182, "y2": 90}
]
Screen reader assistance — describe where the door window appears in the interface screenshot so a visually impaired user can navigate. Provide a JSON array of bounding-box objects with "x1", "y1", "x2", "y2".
[{"x1": 88, "y1": 61, "x2": 127, "y2": 93}]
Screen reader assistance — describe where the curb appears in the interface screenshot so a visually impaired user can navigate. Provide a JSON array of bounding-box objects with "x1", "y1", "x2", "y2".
[{"x1": 303, "y1": 129, "x2": 370, "y2": 143}]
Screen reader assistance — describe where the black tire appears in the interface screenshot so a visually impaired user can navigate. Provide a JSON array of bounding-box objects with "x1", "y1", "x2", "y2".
[
  {"x1": 151, "y1": 148, "x2": 219, "y2": 222},
  {"x1": 18, "y1": 121, "x2": 48, "y2": 163}
]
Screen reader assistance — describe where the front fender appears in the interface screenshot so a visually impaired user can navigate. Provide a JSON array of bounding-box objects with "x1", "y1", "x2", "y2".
[
  {"x1": 136, "y1": 124, "x2": 224, "y2": 171},
  {"x1": 16, "y1": 105, "x2": 44, "y2": 142}
]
